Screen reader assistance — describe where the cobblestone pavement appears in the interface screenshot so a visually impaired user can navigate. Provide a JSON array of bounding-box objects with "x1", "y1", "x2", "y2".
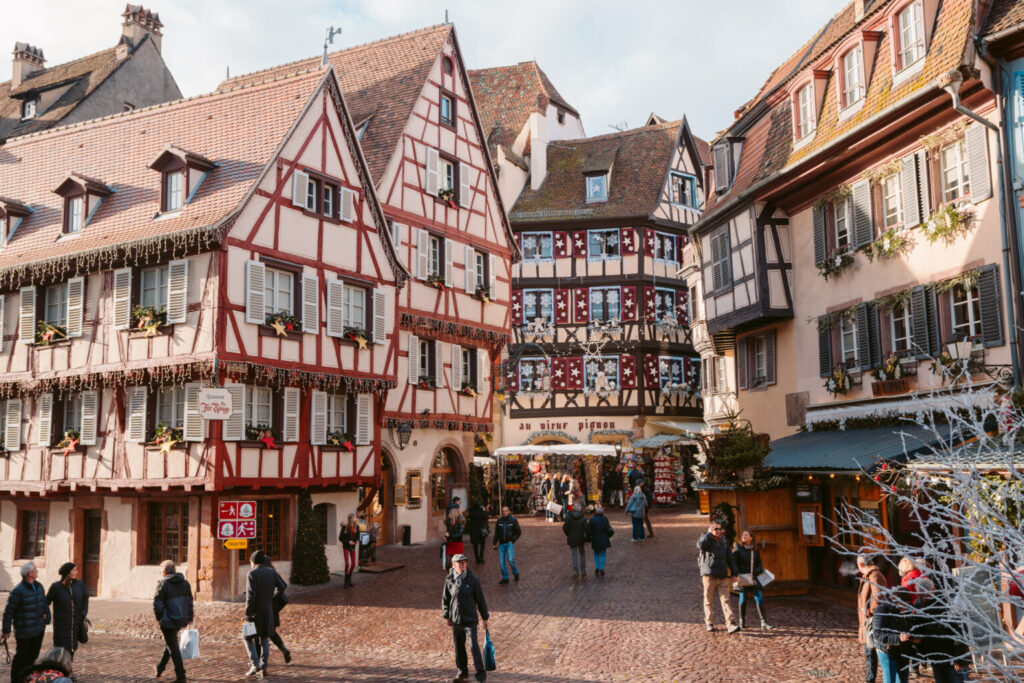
[{"x1": 2, "y1": 508, "x2": 901, "y2": 682}]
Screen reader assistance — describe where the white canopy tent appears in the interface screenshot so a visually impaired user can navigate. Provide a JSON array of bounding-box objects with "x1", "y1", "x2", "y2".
[{"x1": 491, "y1": 443, "x2": 620, "y2": 510}]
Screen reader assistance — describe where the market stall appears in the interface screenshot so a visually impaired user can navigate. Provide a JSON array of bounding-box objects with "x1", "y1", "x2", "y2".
[
  {"x1": 470, "y1": 455, "x2": 498, "y2": 514},
  {"x1": 630, "y1": 433, "x2": 699, "y2": 505},
  {"x1": 492, "y1": 444, "x2": 619, "y2": 514}
]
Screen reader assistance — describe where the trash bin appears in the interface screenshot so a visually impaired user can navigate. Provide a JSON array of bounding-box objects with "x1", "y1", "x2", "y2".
[{"x1": 401, "y1": 525, "x2": 411, "y2": 546}]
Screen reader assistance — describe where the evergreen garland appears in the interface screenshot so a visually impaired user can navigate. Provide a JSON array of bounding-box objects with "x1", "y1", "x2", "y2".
[{"x1": 290, "y1": 490, "x2": 330, "y2": 585}]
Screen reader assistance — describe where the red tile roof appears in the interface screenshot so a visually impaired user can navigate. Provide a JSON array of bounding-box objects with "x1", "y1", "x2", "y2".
[{"x1": 983, "y1": 0, "x2": 1024, "y2": 37}]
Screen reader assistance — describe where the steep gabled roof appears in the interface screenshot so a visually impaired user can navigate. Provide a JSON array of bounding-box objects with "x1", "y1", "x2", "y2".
[{"x1": 983, "y1": 0, "x2": 1024, "y2": 37}]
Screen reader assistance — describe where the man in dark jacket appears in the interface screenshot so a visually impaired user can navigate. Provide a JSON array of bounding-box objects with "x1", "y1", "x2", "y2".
[
  {"x1": 244, "y1": 549, "x2": 278, "y2": 678},
  {"x1": 563, "y1": 507, "x2": 589, "y2": 577},
  {"x1": 604, "y1": 467, "x2": 624, "y2": 508},
  {"x1": 442, "y1": 554, "x2": 490, "y2": 683},
  {"x1": 586, "y1": 507, "x2": 614, "y2": 576},
  {"x1": 2, "y1": 561, "x2": 50, "y2": 683},
  {"x1": 697, "y1": 521, "x2": 739, "y2": 633},
  {"x1": 491, "y1": 506, "x2": 521, "y2": 584},
  {"x1": 153, "y1": 560, "x2": 194, "y2": 683}
]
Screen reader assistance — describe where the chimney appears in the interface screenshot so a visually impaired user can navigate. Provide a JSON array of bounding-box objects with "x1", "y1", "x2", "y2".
[
  {"x1": 855, "y1": 0, "x2": 866, "y2": 21},
  {"x1": 11, "y1": 43, "x2": 45, "y2": 89},
  {"x1": 121, "y1": 4, "x2": 163, "y2": 53}
]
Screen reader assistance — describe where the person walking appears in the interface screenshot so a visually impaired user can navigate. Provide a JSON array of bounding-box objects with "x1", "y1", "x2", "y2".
[
  {"x1": 45, "y1": 563, "x2": 88, "y2": 657},
  {"x1": 897, "y1": 557, "x2": 925, "y2": 678},
  {"x1": 911, "y1": 577, "x2": 968, "y2": 683},
  {"x1": 445, "y1": 509, "x2": 466, "y2": 572},
  {"x1": 261, "y1": 556, "x2": 291, "y2": 665},
  {"x1": 642, "y1": 482, "x2": 655, "y2": 538},
  {"x1": 562, "y1": 503, "x2": 589, "y2": 578},
  {"x1": 552, "y1": 472, "x2": 566, "y2": 520},
  {"x1": 732, "y1": 531, "x2": 771, "y2": 630},
  {"x1": 442, "y1": 554, "x2": 490, "y2": 683},
  {"x1": 243, "y1": 549, "x2": 279, "y2": 679},
  {"x1": 339, "y1": 513, "x2": 359, "y2": 589},
  {"x1": 625, "y1": 485, "x2": 647, "y2": 542},
  {"x1": 697, "y1": 520, "x2": 739, "y2": 633},
  {"x1": 605, "y1": 466, "x2": 624, "y2": 508},
  {"x1": 586, "y1": 506, "x2": 614, "y2": 576},
  {"x1": 466, "y1": 503, "x2": 490, "y2": 564},
  {"x1": 560, "y1": 474, "x2": 573, "y2": 521},
  {"x1": 19, "y1": 647, "x2": 73, "y2": 683},
  {"x1": 2, "y1": 562, "x2": 50, "y2": 683},
  {"x1": 873, "y1": 587, "x2": 913, "y2": 683},
  {"x1": 152, "y1": 560, "x2": 193, "y2": 683},
  {"x1": 540, "y1": 473, "x2": 554, "y2": 522},
  {"x1": 492, "y1": 505, "x2": 521, "y2": 584},
  {"x1": 858, "y1": 553, "x2": 888, "y2": 683},
  {"x1": 446, "y1": 496, "x2": 462, "y2": 517}
]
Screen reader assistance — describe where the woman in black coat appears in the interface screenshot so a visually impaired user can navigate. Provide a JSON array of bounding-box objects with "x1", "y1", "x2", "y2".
[
  {"x1": 585, "y1": 506, "x2": 614, "y2": 576},
  {"x1": 732, "y1": 531, "x2": 772, "y2": 630},
  {"x1": 465, "y1": 503, "x2": 490, "y2": 564},
  {"x1": 911, "y1": 578, "x2": 968, "y2": 683},
  {"x1": 46, "y1": 562, "x2": 88, "y2": 656}
]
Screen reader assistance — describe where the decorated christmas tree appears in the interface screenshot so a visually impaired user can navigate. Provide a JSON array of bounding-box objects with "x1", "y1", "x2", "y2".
[{"x1": 290, "y1": 489, "x2": 330, "y2": 585}]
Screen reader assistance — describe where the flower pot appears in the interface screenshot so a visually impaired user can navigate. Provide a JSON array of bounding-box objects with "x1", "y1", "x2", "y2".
[{"x1": 871, "y1": 378, "x2": 911, "y2": 396}]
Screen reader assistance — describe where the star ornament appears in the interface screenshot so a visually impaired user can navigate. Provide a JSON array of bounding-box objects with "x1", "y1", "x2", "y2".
[
  {"x1": 342, "y1": 440, "x2": 355, "y2": 452},
  {"x1": 144, "y1": 320, "x2": 162, "y2": 337},
  {"x1": 270, "y1": 319, "x2": 288, "y2": 337},
  {"x1": 352, "y1": 334, "x2": 369, "y2": 350},
  {"x1": 259, "y1": 431, "x2": 278, "y2": 450},
  {"x1": 159, "y1": 438, "x2": 179, "y2": 455},
  {"x1": 62, "y1": 437, "x2": 80, "y2": 457}
]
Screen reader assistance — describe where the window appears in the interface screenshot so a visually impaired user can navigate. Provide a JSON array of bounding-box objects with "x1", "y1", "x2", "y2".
[
  {"x1": 419, "y1": 338, "x2": 435, "y2": 381},
  {"x1": 314, "y1": 503, "x2": 331, "y2": 545},
  {"x1": 156, "y1": 387, "x2": 186, "y2": 429},
  {"x1": 63, "y1": 393, "x2": 83, "y2": 434},
  {"x1": 950, "y1": 283, "x2": 981, "y2": 338},
  {"x1": 590, "y1": 287, "x2": 620, "y2": 321},
  {"x1": 689, "y1": 286, "x2": 699, "y2": 322},
  {"x1": 471, "y1": 250, "x2": 486, "y2": 289},
  {"x1": 522, "y1": 289, "x2": 553, "y2": 324},
  {"x1": 890, "y1": 303, "x2": 912, "y2": 353},
  {"x1": 839, "y1": 317, "x2": 858, "y2": 365},
  {"x1": 302, "y1": 176, "x2": 340, "y2": 218},
  {"x1": 655, "y1": 288, "x2": 676, "y2": 319},
  {"x1": 940, "y1": 140, "x2": 971, "y2": 203},
  {"x1": 427, "y1": 234, "x2": 443, "y2": 277},
  {"x1": 245, "y1": 499, "x2": 283, "y2": 560},
  {"x1": 430, "y1": 450, "x2": 456, "y2": 515},
  {"x1": 66, "y1": 196, "x2": 84, "y2": 233},
  {"x1": 670, "y1": 173, "x2": 697, "y2": 208},
  {"x1": 557, "y1": 110, "x2": 566, "y2": 125},
  {"x1": 147, "y1": 502, "x2": 188, "y2": 565},
  {"x1": 702, "y1": 357, "x2": 727, "y2": 393},
  {"x1": 343, "y1": 284, "x2": 366, "y2": 329},
  {"x1": 305, "y1": 177, "x2": 317, "y2": 211},
  {"x1": 834, "y1": 199, "x2": 851, "y2": 251},
  {"x1": 842, "y1": 46, "x2": 864, "y2": 108},
  {"x1": 521, "y1": 232, "x2": 553, "y2": 260},
  {"x1": 140, "y1": 266, "x2": 169, "y2": 310},
  {"x1": 328, "y1": 393, "x2": 349, "y2": 433},
  {"x1": 583, "y1": 356, "x2": 619, "y2": 391},
  {"x1": 442, "y1": 56, "x2": 453, "y2": 76},
  {"x1": 518, "y1": 358, "x2": 549, "y2": 392},
  {"x1": 21, "y1": 99, "x2": 36, "y2": 120},
  {"x1": 440, "y1": 92, "x2": 455, "y2": 127},
  {"x1": 710, "y1": 227, "x2": 732, "y2": 291},
  {"x1": 45, "y1": 283, "x2": 68, "y2": 328},
  {"x1": 715, "y1": 357, "x2": 728, "y2": 393},
  {"x1": 588, "y1": 229, "x2": 620, "y2": 259},
  {"x1": 165, "y1": 171, "x2": 184, "y2": 212},
  {"x1": 882, "y1": 174, "x2": 903, "y2": 227},
  {"x1": 264, "y1": 268, "x2": 294, "y2": 317},
  {"x1": 18, "y1": 510, "x2": 46, "y2": 559},
  {"x1": 245, "y1": 385, "x2": 273, "y2": 428},
  {"x1": 754, "y1": 336, "x2": 767, "y2": 383},
  {"x1": 654, "y1": 232, "x2": 676, "y2": 262},
  {"x1": 897, "y1": 1, "x2": 925, "y2": 70},
  {"x1": 586, "y1": 174, "x2": 608, "y2": 202},
  {"x1": 659, "y1": 356, "x2": 686, "y2": 387},
  {"x1": 439, "y1": 157, "x2": 456, "y2": 192},
  {"x1": 322, "y1": 184, "x2": 334, "y2": 218},
  {"x1": 461, "y1": 347, "x2": 477, "y2": 388},
  {"x1": 797, "y1": 83, "x2": 816, "y2": 139}
]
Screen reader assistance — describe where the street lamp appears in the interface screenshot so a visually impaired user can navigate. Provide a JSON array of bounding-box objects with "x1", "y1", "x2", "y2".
[
  {"x1": 395, "y1": 421, "x2": 413, "y2": 450},
  {"x1": 946, "y1": 337, "x2": 973, "y2": 362}
]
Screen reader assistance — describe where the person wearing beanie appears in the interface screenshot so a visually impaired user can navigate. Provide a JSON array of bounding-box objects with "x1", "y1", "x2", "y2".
[
  {"x1": 243, "y1": 549, "x2": 278, "y2": 678},
  {"x1": 46, "y1": 562, "x2": 89, "y2": 657}
]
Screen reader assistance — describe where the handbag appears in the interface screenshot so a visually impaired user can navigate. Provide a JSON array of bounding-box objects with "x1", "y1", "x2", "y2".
[
  {"x1": 242, "y1": 621, "x2": 257, "y2": 638},
  {"x1": 735, "y1": 547, "x2": 757, "y2": 587},
  {"x1": 545, "y1": 501, "x2": 562, "y2": 514},
  {"x1": 74, "y1": 597, "x2": 90, "y2": 644},
  {"x1": 179, "y1": 628, "x2": 200, "y2": 659},
  {"x1": 483, "y1": 627, "x2": 497, "y2": 671}
]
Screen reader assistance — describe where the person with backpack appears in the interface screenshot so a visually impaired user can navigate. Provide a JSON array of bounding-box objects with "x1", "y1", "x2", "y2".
[
  {"x1": 492, "y1": 506, "x2": 521, "y2": 584},
  {"x1": 586, "y1": 506, "x2": 614, "y2": 576},
  {"x1": 152, "y1": 560, "x2": 194, "y2": 683}
]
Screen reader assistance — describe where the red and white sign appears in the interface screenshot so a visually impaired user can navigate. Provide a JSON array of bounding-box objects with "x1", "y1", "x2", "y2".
[
  {"x1": 198, "y1": 388, "x2": 234, "y2": 420},
  {"x1": 217, "y1": 500, "x2": 256, "y2": 539}
]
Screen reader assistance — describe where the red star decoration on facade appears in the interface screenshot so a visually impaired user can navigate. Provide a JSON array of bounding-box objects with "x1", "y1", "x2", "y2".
[{"x1": 259, "y1": 431, "x2": 277, "y2": 450}]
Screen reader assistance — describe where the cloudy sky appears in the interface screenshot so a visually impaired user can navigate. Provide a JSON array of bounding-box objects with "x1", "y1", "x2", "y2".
[{"x1": 2, "y1": 0, "x2": 842, "y2": 141}]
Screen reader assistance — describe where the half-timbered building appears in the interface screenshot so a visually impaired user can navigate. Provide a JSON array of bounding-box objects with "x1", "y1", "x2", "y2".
[{"x1": 0, "y1": 65, "x2": 400, "y2": 599}]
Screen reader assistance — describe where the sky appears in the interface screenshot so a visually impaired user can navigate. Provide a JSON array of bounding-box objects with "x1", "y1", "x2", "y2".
[{"x1": 1, "y1": 0, "x2": 845, "y2": 142}]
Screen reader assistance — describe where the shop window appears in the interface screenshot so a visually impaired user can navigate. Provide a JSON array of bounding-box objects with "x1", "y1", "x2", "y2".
[
  {"x1": 18, "y1": 509, "x2": 47, "y2": 559},
  {"x1": 147, "y1": 501, "x2": 188, "y2": 565},
  {"x1": 521, "y1": 232, "x2": 553, "y2": 260},
  {"x1": 314, "y1": 503, "x2": 330, "y2": 544}
]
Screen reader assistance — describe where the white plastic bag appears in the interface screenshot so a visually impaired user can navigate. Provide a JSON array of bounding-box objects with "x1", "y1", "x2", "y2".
[
  {"x1": 757, "y1": 569, "x2": 776, "y2": 587},
  {"x1": 545, "y1": 501, "x2": 563, "y2": 514},
  {"x1": 242, "y1": 621, "x2": 257, "y2": 638},
  {"x1": 179, "y1": 628, "x2": 200, "y2": 660}
]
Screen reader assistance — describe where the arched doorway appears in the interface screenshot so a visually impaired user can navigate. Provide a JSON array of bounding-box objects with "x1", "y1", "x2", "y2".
[
  {"x1": 367, "y1": 451, "x2": 396, "y2": 546},
  {"x1": 430, "y1": 447, "x2": 463, "y2": 518}
]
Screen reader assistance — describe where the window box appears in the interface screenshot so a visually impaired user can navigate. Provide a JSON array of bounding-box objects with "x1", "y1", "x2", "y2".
[
  {"x1": 324, "y1": 430, "x2": 355, "y2": 452},
  {"x1": 655, "y1": 316, "x2": 682, "y2": 335},
  {"x1": 54, "y1": 429, "x2": 84, "y2": 455},
  {"x1": 264, "y1": 312, "x2": 302, "y2": 337},
  {"x1": 427, "y1": 274, "x2": 447, "y2": 291},
  {"x1": 460, "y1": 381, "x2": 479, "y2": 398},
  {"x1": 341, "y1": 326, "x2": 370, "y2": 348},
  {"x1": 244, "y1": 425, "x2": 279, "y2": 449},
  {"x1": 35, "y1": 322, "x2": 68, "y2": 345},
  {"x1": 817, "y1": 250, "x2": 855, "y2": 281},
  {"x1": 474, "y1": 284, "x2": 491, "y2": 304},
  {"x1": 824, "y1": 366, "x2": 854, "y2": 397},
  {"x1": 516, "y1": 389, "x2": 551, "y2": 401},
  {"x1": 660, "y1": 382, "x2": 696, "y2": 397},
  {"x1": 146, "y1": 423, "x2": 184, "y2": 451},
  {"x1": 133, "y1": 305, "x2": 169, "y2": 336},
  {"x1": 921, "y1": 203, "x2": 975, "y2": 245},
  {"x1": 416, "y1": 375, "x2": 437, "y2": 390},
  {"x1": 871, "y1": 378, "x2": 912, "y2": 396},
  {"x1": 583, "y1": 386, "x2": 615, "y2": 399},
  {"x1": 437, "y1": 188, "x2": 457, "y2": 208}
]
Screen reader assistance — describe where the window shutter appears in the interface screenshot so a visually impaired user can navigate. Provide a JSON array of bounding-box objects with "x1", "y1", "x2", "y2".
[
  {"x1": 444, "y1": 239, "x2": 454, "y2": 287},
  {"x1": 736, "y1": 338, "x2": 748, "y2": 390},
  {"x1": 291, "y1": 170, "x2": 309, "y2": 207},
  {"x1": 166, "y1": 259, "x2": 189, "y2": 324},
  {"x1": 302, "y1": 274, "x2": 319, "y2": 334},
  {"x1": 425, "y1": 148, "x2": 439, "y2": 195},
  {"x1": 910, "y1": 285, "x2": 930, "y2": 359},
  {"x1": 478, "y1": 349, "x2": 488, "y2": 390},
  {"x1": 112, "y1": 268, "x2": 132, "y2": 329},
  {"x1": 221, "y1": 384, "x2": 244, "y2": 441},
  {"x1": 812, "y1": 205, "x2": 827, "y2": 265},
  {"x1": 183, "y1": 382, "x2": 206, "y2": 442},
  {"x1": 460, "y1": 162, "x2": 471, "y2": 207},
  {"x1": 856, "y1": 303, "x2": 872, "y2": 371},
  {"x1": 978, "y1": 263, "x2": 1004, "y2": 348},
  {"x1": 818, "y1": 315, "x2": 833, "y2": 377},
  {"x1": 66, "y1": 277, "x2": 85, "y2": 337},
  {"x1": 851, "y1": 180, "x2": 873, "y2": 249},
  {"x1": 372, "y1": 289, "x2": 387, "y2": 344},
  {"x1": 310, "y1": 390, "x2": 327, "y2": 446},
  {"x1": 78, "y1": 389, "x2": 98, "y2": 446},
  {"x1": 915, "y1": 150, "x2": 931, "y2": 221},
  {"x1": 966, "y1": 123, "x2": 992, "y2": 203},
  {"x1": 488, "y1": 254, "x2": 497, "y2": 297},
  {"x1": 4, "y1": 398, "x2": 20, "y2": 451},
  {"x1": 18, "y1": 286, "x2": 35, "y2": 343},
  {"x1": 126, "y1": 386, "x2": 148, "y2": 443},
  {"x1": 245, "y1": 260, "x2": 266, "y2": 324},
  {"x1": 867, "y1": 304, "x2": 883, "y2": 369},
  {"x1": 325, "y1": 279, "x2": 344, "y2": 337},
  {"x1": 900, "y1": 153, "x2": 921, "y2": 228},
  {"x1": 464, "y1": 245, "x2": 474, "y2": 293},
  {"x1": 712, "y1": 143, "x2": 730, "y2": 192},
  {"x1": 340, "y1": 188, "x2": 356, "y2": 222},
  {"x1": 451, "y1": 344, "x2": 463, "y2": 389},
  {"x1": 37, "y1": 393, "x2": 53, "y2": 446},
  {"x1": 355, "y1": 394, "x2": 372, "y2": 446},
  {"x1": 408, "y1": 334, "x2": 420, "y2": 384},
  {"x1": 765, "y1": 331, "x2": 777, "y2": 386},
  {"x1": 435, "y1": 341, "x2": 445, "y2": 386},
  {"x1": 924, "y1": 285, "x2": 940, "y2": 356},
  {"x1": 282, "y1": 387, "x2": 300, "y2": 442},
  {"x1": 390, "y1": 221, "x2": 402, "y2": 248},
  {"x1": 417, "y1": 229, "x2": 429, "y2": 279}
]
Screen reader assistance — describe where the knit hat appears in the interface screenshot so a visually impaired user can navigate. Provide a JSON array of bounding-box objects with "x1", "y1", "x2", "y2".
[
  {"x1": 58, "y1": 562, "x2": 76, "y2": 579},
  {"x1": 250, "y1": 549, "x2": 266, "y2": 565}
]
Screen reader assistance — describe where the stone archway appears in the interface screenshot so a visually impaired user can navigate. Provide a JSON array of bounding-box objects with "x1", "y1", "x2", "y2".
[
  {"x1": 429, "y1": 446, "x2": 464, "y2": 519},
  {"x1": 369, "y1": 450, "x2": 398, "y2": 546}
]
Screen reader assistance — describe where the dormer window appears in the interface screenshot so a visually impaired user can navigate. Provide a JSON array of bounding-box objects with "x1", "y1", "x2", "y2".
[
  {"x1": 66, "y1": 196, "x2": 84, "y2": 233},
  {"x1": 0, "y1": 197, "x2": 31, "y2": 247},
  {"x1": 54, "y1": 173, "x2": 113, "y2": 235},
  {"x1": 896, "y1": 1, "x2": 926, "y2": 71},
  {"x1": 21, "y1": 99, "x2": 36, "y2": 120},
  {"x1": 557, "y1": 110, "x2": 566, "y2": 125},
  {"x1": 841, "y1": 45, "x2": 864, "y2": 108},
  {"x1": 148, "y1": 145, "x2": 216, "y2": 215},
  {"x1": 796, "y1": 84, "x2": 816, "y2": 139},
  {"x1": 165, "y1": 171, "x2": 184, "y2": 212},
  {"x1": 586, "y1": 173, "x2": 608, "y2": 203}
]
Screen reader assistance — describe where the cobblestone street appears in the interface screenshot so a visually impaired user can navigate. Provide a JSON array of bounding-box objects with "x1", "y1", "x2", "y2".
[{"x1": 4, "y1": 509, "x2": 874, "y2": 682}]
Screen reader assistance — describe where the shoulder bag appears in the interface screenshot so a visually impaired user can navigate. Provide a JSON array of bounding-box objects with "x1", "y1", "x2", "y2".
[{"x1": 735, "y1": 548, "x2": 757, "y2": 588}]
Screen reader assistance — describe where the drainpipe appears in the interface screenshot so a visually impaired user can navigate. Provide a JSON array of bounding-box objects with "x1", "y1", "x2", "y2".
[{"x1": 938, "y1": 69, "x2": 1021, "y2": 386}]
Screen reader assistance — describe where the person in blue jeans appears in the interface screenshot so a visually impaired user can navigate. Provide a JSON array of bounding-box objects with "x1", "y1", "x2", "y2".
[
  {"x1": 586, "y1": 506, "x2": 614, "y2": 576},
  {"x1": 625, "y1": 485, "x2": 647, "y2": 541},
  {"x1": 491, "y1": 506, "x2": 521, "y2": 584},
  {"x1": 873, "y1": 587, "x2": 913, "y2": 683}
]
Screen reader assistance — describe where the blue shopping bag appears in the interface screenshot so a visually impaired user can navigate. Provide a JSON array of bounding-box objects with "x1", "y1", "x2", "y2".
[{"x1": 483, "y1": 627, "x2": 496, "y2": 671}]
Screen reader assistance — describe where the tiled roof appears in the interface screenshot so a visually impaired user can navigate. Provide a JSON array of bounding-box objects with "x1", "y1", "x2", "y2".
[
  {"x1": 219, "y1": 24, "x2": 452, "y2": 182},
  {"x1": 703, "y1": 0, "x2": 976, "y2": 219},
  {"x1": 0, "y1": 70, "x2": 324, "y2": 272},
  {"x1": 984, "y1": 0, "x2": 1024, "y2": 37},
  {"x1": 511, "y1": 120, "x2": 690, "y2": 223},
  {"x1": 468, "y1": 61, "x2": 580, "y2": 156}
]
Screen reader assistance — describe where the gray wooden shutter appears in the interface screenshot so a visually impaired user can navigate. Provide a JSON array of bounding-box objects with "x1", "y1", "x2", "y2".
[
  {"x1": 18, "y1": 286, "x2": 35, "y2": 343},
  {"x1": 245, "y1": 260, "x2": 266, "y2": 324},
  {"x1": 326, "y1": 279, "x2": 344, "y2": 337},
  {"x1": 966, "y1": 123, "x2": 992, "y2": 203},
  {"x1": 488, "y1": 254, "x2": 497, "y2": 296},
  {"x1": 867, "y1": 304, "x2": 883, "y2": 369},
  {"x1": 736, "y1": 338, "x2": 748, "y2": 390},
  {"x1": 355, "y1": 394, "x2": 372, "y2": 445},
  {"x1": 818, "y1": 315, "x2": 833, "y2": 377},
  {"x1": 812, "y1": 206, "x2": 826, "y2": 265},
  {"x1": 166, "y1": 259, "x2": 189, "y2": 324},
  {"x1": 915, "y1": 150, "x2": 931, "y2": 221},
  {"x1": 856, "y1": 303, "x2": 872, "y2": 371},
  {"x1": 765, "y1": 330, "x2": 777, "y2": 386},
  {"x1": 851, "y1": 180, "x2": 873, "y2": 249},
  {"x1": 451, "y1": 344, "x2": 463, "y2": 389},
  {"x1": 183, "y1": 382, "x2": 205, "y2": 442},
  {"x1": 444, "y1": 239, "x2": 454, "y2": 287},
  {"x1": 79, "y1": 390, "x2": 98, "y2": 445},
  {"x1": 435, "y1": 340, "x2": 445, "y2": 386},
  {"x1": 417, "y1": 229, "x2": 429, "y2": 279},
  {"x1": 302, "y1": 274, "x2": 319, "y2": 334},
  {"x1": 126, "y1": 386, "x2": 148, "y2": 443},
  {"x1": 65, "y1": 277, "x2": 85, "y2": 337},
  {"x1": 291, "y1": 170, "x2": 309, "y2": 207},
  {"x1": 460, "y1": 162, "x2": 471, "y2": 207},
  {"x1": 900, "y1": 153, "x2": 921, "y2": 228},
  {"x1": 221, "y1": 384, "x2": 245, "y2": 442},
  {"x1": 372, "y1": 289, "x2": 387, "y2": 344},
  {"x1": 712, "y1": 143, "x2": 730, "y2": 192},
  {"x1": 112, "y1": 268, "x2": 132, "y2": 329},
  {"x1": 924, "y1": 285, "x2": 940, "y2": 356},
  {"x1": 408, "y1": 334, "x2": 420, "y2": 384},
  {"x1": 478, "y1": 349, "x2": 488, "y2": 390},
  {"x1": 4, "y1": 398, "x2": 20, "y2": 451},
  {"x1": 36, "y1": 393, "x2": 53, "y2": 446},
  {"x1": 464, "y1": 245, "x2": 475, "y2": 293},
  {"x1": 425, "y1": 148, "x2": 439, "y2": 195},
  {"x1": 911, "y1": 286, "x2": 930, "y2": 359},
  {"x1": 978, "y1": 264, "x2": 1004, "y2": 347},
  {"x1": 310, "y1": 390, "x2": 327, "y2": 446},
  {"x1": 282, "y1": 387, "x2": 300, "y2": 442}
]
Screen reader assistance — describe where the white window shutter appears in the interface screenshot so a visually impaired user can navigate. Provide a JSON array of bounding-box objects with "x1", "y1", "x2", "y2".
[
  {"x1": 66, "y1": 277, "x2": 85, "y2": 337},
  {"x1": 310, "y1": 390, "x2": 327, "y2": 446},
  {"x1": 464, "y1": 245, "x2": 474, "y2": 293},
  {"x1": 488, "y1": 254, "x2": 497, "y2": 296},
  {"x1": 166, "y1": 259, "x2": 189, "y2": 324},
  {"x1": 444, "y1": 239, "x2": 454, "y2": 287},
  {"x1": 112, "y1": 268, "x2": 132, "y2": 329},
  {"x1": 79, "y1": 389, "x2": 98, "y2": 445},
  {"x1": 460, "y1": 162, "x2": 471, "y2": 207},
  {"x1": 417, "y1": 229, "x2": 429, "y2": 279},
  {"x1": 4, "y1": 398, "x2": 21, "y2": 451},
  {"x1": 340, "y1": 188, "x2": 356, "y2": 222},
  {"x1": 183, "y1": 382, "x2": 205, "y2": 442},
  {"x1": 966, "y1": 123, "x2": 993, "y2": 203},
  {"x1": 282, "y1": 387, "x2": 300, "y2": 442},
  {"x1": 326, "y1": 279, "x2": 345, "y2": 337},
  {"x1": 291, "y1": 170, "x2": 310, "y2": 207},
  {"x1": 372, "y1": 289, "x2": 387, "y2": 344},
  {"x1": 0, "y1": 295, "x2": 5, "y2": 351},
  {"x1": 425, "y1": 147, "x2": 439, "y2": 195},
  {"x1": 18, "y1": 286, "x2": 35, "y2": 343},
  {"x1": 408, "y1": 334, "x2": 420, "y2": 384},
  {"x1": 478, "y1": 349, "x2": 488, "y2": 390},
  {"x1": 355, "y1": 394, "x2": 372, "y2": 445},
  {"x1": 126, "y1": 386, "x2": 148, "y2": 443},
  {"x1": 36, "y1": 393, "x2": 53, "y2": 446},
  {"x1": 435, "y1": 340, "x2": 445, "y2": 387},
  {"x1": 302, "y1": 274, "x2": 319, "y2": 334},
  {"x1": 451, "y1": 344, "x2": 463, "y2": 389},
  {"x1": 221, "y1": 384, "x2": 245, "y2": 441},
  {"x1": 391, "y1": 221, "x2": 402, "y2": 248},
  {"x1": 245, "y1": 260, "x2": 266, "y2": 324}
]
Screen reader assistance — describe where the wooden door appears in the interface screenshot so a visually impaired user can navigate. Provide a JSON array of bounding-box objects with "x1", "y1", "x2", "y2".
[
  {"x1": 82, "y1": 510, "x2": 102, "y2": 596},
  {"x1": 369, "y1": 460, "x2": 391, "y2": 546}
]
